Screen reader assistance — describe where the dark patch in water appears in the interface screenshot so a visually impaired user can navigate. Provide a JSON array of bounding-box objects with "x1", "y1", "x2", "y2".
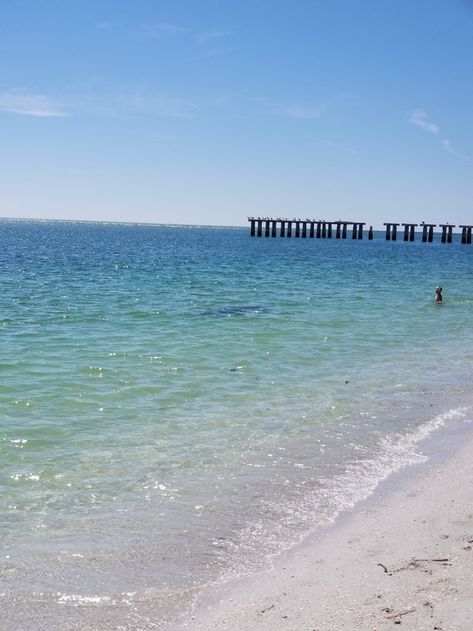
[{"x1": 206, "y1": 305, "x2": 268, "y2": 317}]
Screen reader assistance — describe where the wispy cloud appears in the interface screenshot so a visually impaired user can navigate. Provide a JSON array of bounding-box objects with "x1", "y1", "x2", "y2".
[
  {"x1": 407, "y1": 109, "x2": 471, "y2": 162},
  {"x1": 94, "y1": 21, "x2": 114, "y2": 31},
  {"x1": 317, "y1": 138, "x2": 358, "y2": 156},
  {"x1": 407, "y1": 109, "x2": 439, "y2": 134},
  {"x1": 442, "y1": 138, "x2": 453, "y2": 153},
  {"x1": 66, "y1": 79, "x2": 197, "y2": 119},
  {"x1": 125, "y1": 90, "x2": 197, "y2": 118},
  {"x1": 141, "y1": 22, "x2": 189, "y2": 38},
  {"x1": 442, "y1": 138, "x2": 471, "y2": 162},
  {"x1": 214, "y1": 93, "x2": 326, "y2": 121},
  {"x1": 194, "y1": 46, "x2": 237, "y2": 61},
  {"x1": 276, "y1": 104, "x2": 326, "y2": 120},
  {"x1": 0, "y1": 90, "x2": 69, "y2": 117},
  {"x1": 0, "y1": 82, "x2": 197, "y2": 121},
  {"x1": 133, "y1": 22, "x2": 237, "y2": 60},
  {"x1": 196, "y1": 30, "x2": 232, "y2": 46},
  {"x1": 194, "y1": 29, "x2": 237, "y2": 60}
]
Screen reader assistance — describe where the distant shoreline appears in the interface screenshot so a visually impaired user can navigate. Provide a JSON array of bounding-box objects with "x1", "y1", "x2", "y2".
[
  {"x1": 0, "y1": 216, "x2": 468, "y2": 233},
  {"x1": 0, "y1": 216, "x2": 247, "y2": 229}
]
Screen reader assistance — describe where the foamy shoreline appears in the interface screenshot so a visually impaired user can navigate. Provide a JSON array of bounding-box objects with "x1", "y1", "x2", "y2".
[{"x1": 175, "y1": 420, "x2": 473, "y2": 630}]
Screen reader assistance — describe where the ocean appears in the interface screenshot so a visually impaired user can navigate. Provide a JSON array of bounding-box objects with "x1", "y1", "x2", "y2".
[{"x1": 1, "y1": 219, "x2": 473, "y2": 629}]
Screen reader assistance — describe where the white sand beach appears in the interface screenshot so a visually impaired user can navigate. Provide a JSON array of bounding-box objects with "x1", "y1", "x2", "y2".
[{"x1": 176, "y1": 426, "x2": 473, "y2": 631}]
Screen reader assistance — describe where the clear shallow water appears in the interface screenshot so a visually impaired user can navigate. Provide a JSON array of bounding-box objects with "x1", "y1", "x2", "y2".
[{"x1": 1, "y1": 220, "x2": 473, "y2": 629}]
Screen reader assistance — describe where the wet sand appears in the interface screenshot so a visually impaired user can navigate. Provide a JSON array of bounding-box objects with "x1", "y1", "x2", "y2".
[{"x1": 176, "y1": 425, "x2": 473, "y2": 631}]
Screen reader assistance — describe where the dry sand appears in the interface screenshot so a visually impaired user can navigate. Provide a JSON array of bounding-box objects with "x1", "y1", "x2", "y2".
[{"x1": 174, "y1": 427, "x2": 473, "y2": 631}]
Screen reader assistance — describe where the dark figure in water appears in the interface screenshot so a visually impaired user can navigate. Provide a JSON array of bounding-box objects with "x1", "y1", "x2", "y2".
[{"x1": 435, "y1": 286, "x2": 443, "y2": 304}]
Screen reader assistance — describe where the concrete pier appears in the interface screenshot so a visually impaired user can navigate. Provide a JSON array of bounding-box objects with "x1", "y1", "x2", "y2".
[{"x1": 247, "y1": 218, "x2": 469, "y2": 244}]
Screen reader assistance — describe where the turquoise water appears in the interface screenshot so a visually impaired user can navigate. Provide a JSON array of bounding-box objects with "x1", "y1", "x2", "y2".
[{"x1": 1, "y1": 220, "x2": 473, "y2": 629}]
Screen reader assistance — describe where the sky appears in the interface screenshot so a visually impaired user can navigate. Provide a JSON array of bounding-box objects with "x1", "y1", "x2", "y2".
[{"x1": 1, "y1": 0, "x2": 472, "y2": 228}]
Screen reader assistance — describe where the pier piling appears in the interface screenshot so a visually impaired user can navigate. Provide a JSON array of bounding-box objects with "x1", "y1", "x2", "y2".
[
  {"x1": 439, "y1": 224, "x2": 454, "y2": 243},
  {"x1": 384, "y1": 223, "x2": 400, "y2": 240},
  {"x1": 421, "y1": 223, "x2": 436, "y2": 243},
  {"x1": 402, "y1": 223, "x2": 417, "y2": 241},
  {"x1": 460, "y1": 225, "x2": 473, "y2": 244},
  {"x1": 357, "y1": 222, "x2": 365, "y2": 239},
  {"x1": 383, "y1": 223, "x2": 399, "y2": 241}
]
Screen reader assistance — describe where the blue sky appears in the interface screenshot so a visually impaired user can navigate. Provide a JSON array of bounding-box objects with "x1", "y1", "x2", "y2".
[{"x1": 1, "y1": 0, "x2": 472, "y2": 227}]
